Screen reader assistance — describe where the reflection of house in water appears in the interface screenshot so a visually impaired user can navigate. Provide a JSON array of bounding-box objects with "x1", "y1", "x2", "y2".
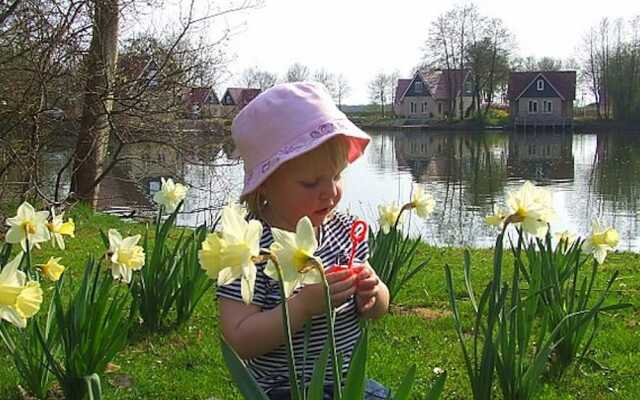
[
  {"x1": 507, "y1": 132, "x2": 574, "y2": 181},
  {"x1": 395, "y1": 132, "x2": 509, "y2": 183}
]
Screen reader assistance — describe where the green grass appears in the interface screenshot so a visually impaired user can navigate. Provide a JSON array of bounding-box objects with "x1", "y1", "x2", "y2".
[{"x1": 1, "y1": 210, "x2": 638, "y2": 399}]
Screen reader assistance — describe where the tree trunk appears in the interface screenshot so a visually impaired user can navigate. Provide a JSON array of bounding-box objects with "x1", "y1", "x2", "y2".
[{"x1": 71, "y1": 0, "x2": 119, "y2": 209}]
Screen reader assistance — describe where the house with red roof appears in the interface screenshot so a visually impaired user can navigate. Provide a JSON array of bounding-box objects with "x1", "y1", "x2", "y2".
[
  {"x1": 220, "y1": 88, "x2": 262, "y2": 115},
  {"x1": 507, "y1": 71, "x2": 576, "y2": 127},
  {"x1": 183, "y1": 87, "x2": 220, "y2": 119},
  {"x1": 394, "y1": 69, "x2": 473, "y2": 120}
]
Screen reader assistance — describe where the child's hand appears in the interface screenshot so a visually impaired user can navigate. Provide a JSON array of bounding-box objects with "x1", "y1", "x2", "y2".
[
  {"x1": 354, "y1": 263, "x2": 381, "y2": 314},
  {"x1": 298, "y1": 269, "x2": 356, "y2": 317}
]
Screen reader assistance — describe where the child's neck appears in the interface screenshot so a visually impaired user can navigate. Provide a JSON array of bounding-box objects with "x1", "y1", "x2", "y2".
[{"x1": 263, "y1": 208, "x2": 321, "y2": 236}]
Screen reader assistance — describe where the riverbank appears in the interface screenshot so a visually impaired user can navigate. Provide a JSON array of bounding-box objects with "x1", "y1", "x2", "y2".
[{"x1": 0, "y1": 208, "x2": 638, "y2": 399}]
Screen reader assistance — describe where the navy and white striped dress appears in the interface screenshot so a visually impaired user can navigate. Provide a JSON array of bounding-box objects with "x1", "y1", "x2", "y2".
[{"x1": 217, "y1": 211, "x2": 368, "y2": 394}]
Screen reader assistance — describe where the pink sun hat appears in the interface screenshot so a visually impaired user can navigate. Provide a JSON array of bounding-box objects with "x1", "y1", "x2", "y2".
[{"x1": 232, "y1": 81, "x2": 371, "y2": 197}]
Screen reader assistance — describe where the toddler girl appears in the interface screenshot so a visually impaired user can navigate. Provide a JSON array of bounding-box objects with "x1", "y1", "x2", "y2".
[{"x1": 217, "y1": 82, "x2": 390, "y2": 399}]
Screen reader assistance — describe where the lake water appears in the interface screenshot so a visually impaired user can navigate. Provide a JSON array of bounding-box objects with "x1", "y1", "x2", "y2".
[
  {"x1": 32, "y1": 129, "x2": 640, "y2": 251},
  {"x1": 175, "y1": 129, "x2": 640, "y2": 251}
]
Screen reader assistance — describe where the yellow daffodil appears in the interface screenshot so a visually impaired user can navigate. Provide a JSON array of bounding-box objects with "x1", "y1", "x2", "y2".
[
  {"x1": 107, "y1": 229, "x2": 145, "y2": 283},
  {"x1": 37, "y1": 257, "x2": 65, "y2": 281},
  {"x1": 153, "y1": 177, "x2": 188, "y2": 213},
  {"x1": 378, "y1": 203, "x2": 403, "y2": 234},
  {"x1": 0, "y1": 253, "x2": 43, "y2": 328},
  {"x1": 5, "y1": 202, "x2": 50, "y2": 251},
  {"x1": 47, "y1": 209, "x2": 75, "y2": 250},
  {"x1": 504, "y1": 181, "x2": 556, "y2": 237},
  {"x1": 198, "y1": 232, "x2": 226, "y2": 280},
  {"x1": 215, "y1": 202, "x2": 263, "y2": 304},
  {"x1": 583, "y1": 221, "x2": 619, "y2": 264},
  {"x1": 410, "y1": 183, "x2": 435, "y2": 219},
  {"x1": 265, "y1": 216, "x2": 323, "y2": 298}
]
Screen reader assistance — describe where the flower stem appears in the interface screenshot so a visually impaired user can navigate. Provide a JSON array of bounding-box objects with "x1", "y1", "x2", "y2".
[
  {"x1": 270, "y1": 255, "x2": 303, "y2": 400},
  {"x1": 321, "y1": 273, "x2": 342, "y2": 399}
]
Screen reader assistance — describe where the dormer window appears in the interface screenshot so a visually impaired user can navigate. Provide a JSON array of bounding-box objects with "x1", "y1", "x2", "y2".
[
  {"x1": 537, "y1": 79, "x2": 544, "y2": 91},
  {"x1": 415, "y1": 81, "x2": 423, "y2": 93}
]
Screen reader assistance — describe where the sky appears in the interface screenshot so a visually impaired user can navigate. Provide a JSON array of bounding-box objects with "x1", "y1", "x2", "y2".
[{"x1": 149, "y1": 0, "x2": 640, "y2": 104}]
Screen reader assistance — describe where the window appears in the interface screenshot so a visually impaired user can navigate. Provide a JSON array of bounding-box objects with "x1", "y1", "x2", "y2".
[
  {"x1": 438, "y1": 103, "x2": 443, "y2": 114},
  {"x1": 415, "y1": 81, "x2": 423, "y2": 93},
  {"x1": 421, "y1": 102, "x2": 424, "y2": 113},
  {"x1": 537, "y1": 80, "x2": 544, "y2": 91},
  {"x1": 410, "y1": 102, "x2": 416, "y2": 113},
  {"x1": 543, "y1": 100, "x2": 552, "y2": 113},
  {"x1": 424, "y1": 102, "x2": 428, "y2": 113},
  {"x1": 528, "y1": 100, "x2": 538, "y2": 113}
]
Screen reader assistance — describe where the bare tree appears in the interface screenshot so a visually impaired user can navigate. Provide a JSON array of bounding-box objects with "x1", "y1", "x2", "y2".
[
  {"x1": 313, "y1": 68, "x2": 337, "y2": 98},
  {"x1": 368, "y1": 72, "x2": 390, "y2": 116},
  {"x1": 286, "y1": 62, "x2": 310, "y2": 82},
  {"x1": 334, "y1": 74, "x2": 350, "y2": 110},
  {"x1": 239, "y1": 66, "x2": 277, "y2": 90}
]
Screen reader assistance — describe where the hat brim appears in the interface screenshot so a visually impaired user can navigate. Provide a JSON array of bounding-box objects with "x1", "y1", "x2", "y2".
[{"x1": 240, "y1": 118, "x2": 370, "y2": 197}]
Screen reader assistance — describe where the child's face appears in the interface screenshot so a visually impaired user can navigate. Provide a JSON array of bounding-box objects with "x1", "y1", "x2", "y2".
[{"x1": 261, "y1": 150, "x2": 345, "y2": 231}]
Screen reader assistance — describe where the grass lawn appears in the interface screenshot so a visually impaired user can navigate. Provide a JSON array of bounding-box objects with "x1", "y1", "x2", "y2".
[{"x1": 1, "y1": 208, "x2": 638, "y2": 399}]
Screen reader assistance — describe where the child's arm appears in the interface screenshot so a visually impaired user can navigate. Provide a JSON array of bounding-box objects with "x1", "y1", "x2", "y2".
[
  {"x1": 355, "y1": 262, "x2": 390, "y2": 320},
  {"x1": 219, "y1": 269, "x2": 356, "y2": 359}
]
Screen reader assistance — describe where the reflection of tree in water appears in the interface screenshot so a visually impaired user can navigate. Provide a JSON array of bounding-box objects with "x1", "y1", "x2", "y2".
[
  {"x1": 393, "y1": 130, "x2": 509, "y2": 246},
  {"x1": 590, "y1": 133, "x2": 640, "y2": 214},
  {"x1": 506, "y1": 131, "x2": 574, "y2": 183}
]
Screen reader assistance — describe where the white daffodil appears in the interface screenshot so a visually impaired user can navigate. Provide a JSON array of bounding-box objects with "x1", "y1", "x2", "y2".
[
  {"x1": 47, "y1": 209, "x2": 75, "y2": 250},
  {"x1": 378, "y1": 203, "x2": 403, "y2": 234},
  {"x1": 107, "y1": 229, "x2": 145, "y2": 284},
  {"x1": 215, "y1": 202, "x2": 263, "y2": 304},
  {"x1": 198, "y1": 232, "x2": 226, "y2": 280},
  {"x1": 583, "y1": 221, "x2": 619, "y2": 264},
  {"x1": 265, "y1": 216, "x2": 323, "y2": 298},
  {"x1": 554, "y1": 230, "x2": 577, "y2": 246},
  {"x1": 37, "y1": 257, "x2": 65, "y2": 282},
  {"x1": 5, "y1": 202, "x2": 50, "y2": 251},
  {"x1": 0, "y1": 253, "x2": 43, "y2": 328},
  {"x1": 485, "y1": 209, "x2": 509, "y2": 228},
  {"x1": 505, "y1": 181, "x2": 556, "y2": 237},
  {"x1": 153, "y1": 177, "x2": 188, "y2": 213},
  {"x1": 410, "y1": 184, "x2": 435, "y2": 219}
]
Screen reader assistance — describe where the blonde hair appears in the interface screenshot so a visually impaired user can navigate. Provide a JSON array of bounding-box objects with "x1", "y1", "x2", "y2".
[{"x1": 242, "y1": 136, "x2": 351, "y2": 218}]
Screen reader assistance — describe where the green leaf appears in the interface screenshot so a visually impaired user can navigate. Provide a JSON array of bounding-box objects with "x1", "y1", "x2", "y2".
[
  {"x1": 84, "y1": 374, "x2": 102, "y2": 400},
  {"x1": 392, "y1": 364, "x2": 416, "y2": 400},
  {"x1": 307, "y1": 338, "x2": 331, "y2": 400},
  {"x1": 425, "y1": 371, "x2": 447, "y2": 400},
  {"x1": 342, "y1": 329, "x2": 368, "y2": 400},
  {"x1": 220, "y1": 339, "x2": 270, "y2": 400}
]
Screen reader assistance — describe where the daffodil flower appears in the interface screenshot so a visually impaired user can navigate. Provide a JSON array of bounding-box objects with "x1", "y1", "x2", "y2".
[
  {"x1": 107, "y1": 229, "x2": 145, "y2": 284},
  {"x1": 37, "y1": 257, "x2": 65, "y2": 282},
  {"x1": 583, "y1": 221, "x2": 619, "y2": 264},
  {"x1": 554, "y1": 230, "x2": 577, "y2": 246},
  {"x1": 5, "y1": 202, "x2": 50, "y2": 251},
  {"x1": 47, "y1": 209, "x2": 75, "y2": 250},
  {"x1": 504, "y1": 181, "x2": 556, "y2": 237},
  {"x1": 153, "y1": 177, "x2": 188, "y2": 213},
  {"x1": 265, "y1": 216, "x2": 323, "y2": 298},
  {"x1": 198, "y1": 232, "x2": 226, "y2": 280},
  {"x1": 485, "y1": 209, "x2": 509, "y2": 228},
  {"x1": 378, "y1": 203, "x2": 403, "y2": 234},
  {"x1": 410, "y1": 183, "x2": 435, "y2": 219},
  {"x1": 215, "y1": 202, "x2": 263, "y2": 304},
  {"x1": 0, "y1": 253, "x2": 43, "y2": 328}
]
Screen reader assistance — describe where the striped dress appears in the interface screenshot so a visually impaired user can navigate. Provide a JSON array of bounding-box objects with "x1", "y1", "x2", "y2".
[{"x1": 217, "y1": 211, "x2": 368, "y2": 394}]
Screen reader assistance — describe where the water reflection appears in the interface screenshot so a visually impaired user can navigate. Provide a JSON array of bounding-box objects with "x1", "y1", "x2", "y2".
[{"x1": 22, "y1": 129, "x2": 640, "y2": 251}]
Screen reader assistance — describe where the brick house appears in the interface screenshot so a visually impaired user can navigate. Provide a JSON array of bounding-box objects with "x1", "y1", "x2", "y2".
[
  {"x1": 220, "y1": 88, "x2": 262, "y2": 115},
  {"x1": 183, "y1": 87, "x2": 220, "y2": 119},
  {"x1": 507, "y1": 71, "x2": 576, "y2": 127},
  {"x1": 394, "y1": 69, "x2": 473, "y2": 119}
]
